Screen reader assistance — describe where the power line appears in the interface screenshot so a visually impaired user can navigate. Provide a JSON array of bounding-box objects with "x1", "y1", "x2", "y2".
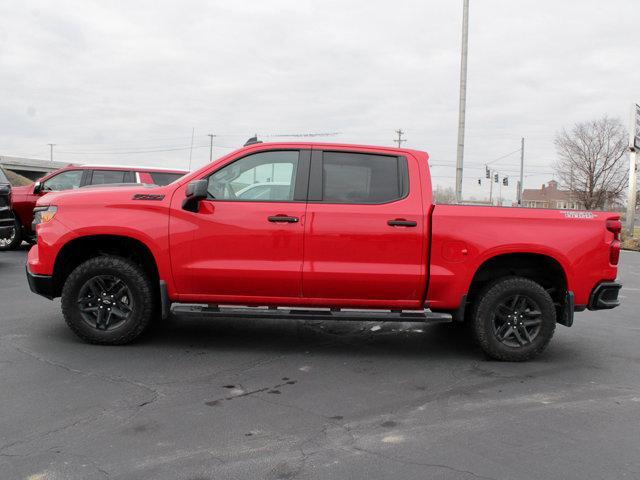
[
  {"x1": 56, "y1": 145, "x2": 213, "y2": 154},
  {"x1": 485, "y1": 148, "x2": 522, "y2": 165},
  {"x1": 394, "y1": 129, "x2": 406, "y2": 148}
]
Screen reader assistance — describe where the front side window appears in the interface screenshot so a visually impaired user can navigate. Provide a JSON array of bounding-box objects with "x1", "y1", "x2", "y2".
[
  {"x1": 42, "y1": 170, "x2": 83, "y2": 191},
  {"x1": 206, "y1": 151, "x2": 299, "y2": 202},
  {"x1": 91, "y1": 170, "x2": 132, "y2": 185},
  {"x1": 321, "y1": 152, "x2": 408, "y2": 204}
]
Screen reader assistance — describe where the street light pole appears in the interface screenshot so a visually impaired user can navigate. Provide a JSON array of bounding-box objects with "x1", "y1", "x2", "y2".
[
  {"x1": 47, "y1": 143, "x2": 55, "y2": 164},
  {"x1": 455, "y1": 0, "x2": 470, "y2": 203},
  {"x1": 518, "y1": 137, "x2": 525, "y2": 205}
]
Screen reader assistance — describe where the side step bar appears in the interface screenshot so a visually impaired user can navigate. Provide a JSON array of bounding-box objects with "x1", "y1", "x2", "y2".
[{"x1": 171, "y1": 305, "x2": 452, "y2": 323}]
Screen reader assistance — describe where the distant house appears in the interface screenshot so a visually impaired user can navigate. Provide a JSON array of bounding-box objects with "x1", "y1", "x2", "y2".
[{"x1": 522, "y1": 180, "x2": 584, "y2": 210}]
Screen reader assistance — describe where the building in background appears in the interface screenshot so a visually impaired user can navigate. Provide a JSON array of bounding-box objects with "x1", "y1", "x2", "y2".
[{"x1": 522, "y1": 180, "x2": 584, "y2": 210}]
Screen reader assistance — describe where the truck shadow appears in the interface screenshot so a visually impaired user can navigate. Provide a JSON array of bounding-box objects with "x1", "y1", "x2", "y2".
[{"x1": 137, "y1": 315, "x2": 486, "y2": 361}]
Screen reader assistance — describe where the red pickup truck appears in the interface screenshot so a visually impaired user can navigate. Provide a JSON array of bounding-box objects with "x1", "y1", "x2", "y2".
[
  {"x1": 26, "y1": 142, "x2": 622, "y2": 361},
  {"x1": 3, "y1": 164, "x2": 186, "y2": 250}
]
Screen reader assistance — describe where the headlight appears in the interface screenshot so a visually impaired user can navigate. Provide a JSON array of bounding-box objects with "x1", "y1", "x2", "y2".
[{"x1": 32, "y1": 205, "x2": 58, "y2": 230}]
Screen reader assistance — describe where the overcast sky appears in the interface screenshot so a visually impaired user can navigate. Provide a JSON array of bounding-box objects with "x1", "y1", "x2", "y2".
[{"x1": 1, "y1": 0, "x2": 638, "y2": 200}]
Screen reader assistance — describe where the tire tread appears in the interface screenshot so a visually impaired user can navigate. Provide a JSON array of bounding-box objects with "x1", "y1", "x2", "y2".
[
  {"x1": 61, "y1": 256, "x2": 154, "y2": 345},
  {"x1": 473, "y1": 276, "x2": 556, "y2": 362}
]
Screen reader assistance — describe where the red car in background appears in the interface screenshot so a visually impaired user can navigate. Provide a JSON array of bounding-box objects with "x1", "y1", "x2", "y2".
[{"x1": 1, "y1": 164, "x2": 186, "y2": 250}]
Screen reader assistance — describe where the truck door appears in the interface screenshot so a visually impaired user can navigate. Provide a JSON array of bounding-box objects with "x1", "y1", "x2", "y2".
[
  {"x1": 302, "y1": 148, "x2": 426, "y2": 307},
  {"x1": 169, "y1": 149, "x2": 310, "y2": 301}
]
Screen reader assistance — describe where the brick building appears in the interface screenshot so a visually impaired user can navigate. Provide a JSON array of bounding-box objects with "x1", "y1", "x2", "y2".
[{"x1": 522, "y1": 180, "x2": 584, "y2": 210}]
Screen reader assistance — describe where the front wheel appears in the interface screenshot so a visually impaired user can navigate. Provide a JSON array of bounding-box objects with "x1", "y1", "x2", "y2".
[
  {"x1": 0, "y1": 217, "x2": 23, "y2": 251},
  {"x1": 472, "y1": 277, "x2": 556, "y2": 362},
  {"x1": 61, "y1": 256, "x2": 155, "y2": 344}
]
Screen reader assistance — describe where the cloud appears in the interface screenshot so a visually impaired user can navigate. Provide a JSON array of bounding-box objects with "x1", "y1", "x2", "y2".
[{"x1": 0, "y1": 0, "x2": 637, "y2": 200}]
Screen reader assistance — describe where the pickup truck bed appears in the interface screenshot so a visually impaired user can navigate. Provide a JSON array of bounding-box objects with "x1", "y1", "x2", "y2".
[{"x1": 25, "y1": 142, "x2": 622, "y2": 361}]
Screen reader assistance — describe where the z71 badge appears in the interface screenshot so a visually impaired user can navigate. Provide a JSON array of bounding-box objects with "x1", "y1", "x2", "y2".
[{"x1": 132, "y1": 194, "x2": 165, "y2": 201}]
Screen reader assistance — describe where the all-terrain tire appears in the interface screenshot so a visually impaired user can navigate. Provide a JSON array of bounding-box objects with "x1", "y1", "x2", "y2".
[
  {"x1": 0, "y1": 217, "x2": 23, "y2": 251},
  {"x1": 61, "y1": 256, "x2": 155, "y2": 345},
  {"x1": 472, "y1": 276, "x2": 556, "y2": 362}
]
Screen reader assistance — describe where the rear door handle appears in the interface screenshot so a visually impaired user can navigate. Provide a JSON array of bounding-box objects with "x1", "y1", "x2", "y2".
[
  {"x1": 387, "y1": 219, "x2": 417, "y2": 227},
  {"x1": 268, "y1": 215, "x2": 299, "y2": 223}
]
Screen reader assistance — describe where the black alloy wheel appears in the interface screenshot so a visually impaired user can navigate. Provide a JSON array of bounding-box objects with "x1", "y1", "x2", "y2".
[
  {"x1": 491, "y1": 294, "x2": 543, "y2": 347},
  {"x1": 77, "y1": 275, "x2": 134, "y2": 331}
]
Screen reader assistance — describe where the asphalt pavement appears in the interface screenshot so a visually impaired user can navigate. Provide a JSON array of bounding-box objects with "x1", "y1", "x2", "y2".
[{"x1": 1, "y1": 247, "x2": 639, "y2": 480}]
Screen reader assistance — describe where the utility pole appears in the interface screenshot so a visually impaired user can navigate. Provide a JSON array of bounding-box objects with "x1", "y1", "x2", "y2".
[
  {"x1": 489, "y1": 173, "x2": 494, "y2": 205},
  {"x1": 47, "y1": 143, "x2": 55, "y2": 163},
  {"x1": 518, "y1": 137, "x2": 525, "y2": 205},
  {"x1": 487, "y1": 168, "x2": 494, "y2": 205},
  {"x1": 626, "y1": 104, "x2": 639, "y2": 235},
  {"x1": 455, "y1": 0, "x2": 470, "y2": 204},
  {"x1": 394, "y1": 129, "x2": 406, "y2": 148},
  {"x1": 207, "y1": 133, "x2": 214, "y2": 162}
]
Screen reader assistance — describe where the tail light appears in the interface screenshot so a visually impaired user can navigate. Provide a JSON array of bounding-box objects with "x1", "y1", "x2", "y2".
[{"x1": 606, "y1": 219, "x2": 621, "y2": 265}]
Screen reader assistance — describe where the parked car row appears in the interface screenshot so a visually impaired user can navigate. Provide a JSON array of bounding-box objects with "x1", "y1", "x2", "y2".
[
  {"x1": 0, "y1": 163, "x2": 186, "y2": 250},
  {"x1": 0, "y1": 168, "x2": 16, "y2": 243}
]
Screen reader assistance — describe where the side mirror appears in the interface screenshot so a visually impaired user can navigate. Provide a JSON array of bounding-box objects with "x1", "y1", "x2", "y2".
[
  {"x1": 182, "y1": 179, "x2": 208, "y2": 212},
  {"x1": 33, "y1": 181, "x2": 43, "y2": 194}
]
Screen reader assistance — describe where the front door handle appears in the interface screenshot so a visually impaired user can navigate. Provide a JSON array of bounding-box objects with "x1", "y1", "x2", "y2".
[
  {"x1": 268, "y1": 215, "x2": 299, "y2": 223},
  {"x1": 387, "y1": 219, "x2": 417, "y2": 227}
]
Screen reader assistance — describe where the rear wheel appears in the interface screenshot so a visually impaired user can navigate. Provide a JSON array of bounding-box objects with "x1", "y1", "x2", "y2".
[
  {"x1": 61, "y1": 256, "x2": 155, "y2": 344},
  {"x1": 472, "y1": 277, "x2": 556, "y2": 361},
  {"x1": 0, "y1": 218, "x2": 23, "y2": 251}
]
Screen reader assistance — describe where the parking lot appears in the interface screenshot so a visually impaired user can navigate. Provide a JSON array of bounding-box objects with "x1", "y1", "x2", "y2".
[{"x1": 0, "y1": 248, "x2": 638, "y2": 480}]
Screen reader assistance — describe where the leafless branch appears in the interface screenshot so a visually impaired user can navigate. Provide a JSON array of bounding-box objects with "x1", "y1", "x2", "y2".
[{"x1": 554, "y1": 116, "x2": 628, "y2": 209}]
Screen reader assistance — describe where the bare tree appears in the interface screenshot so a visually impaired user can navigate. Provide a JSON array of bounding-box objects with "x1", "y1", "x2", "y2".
[
  {"x1": 433, "y1": 185, "x2": 456, "y2": 204},
  {"x1": 554, "y1": 117, "x2": 628, "y2": 210}
]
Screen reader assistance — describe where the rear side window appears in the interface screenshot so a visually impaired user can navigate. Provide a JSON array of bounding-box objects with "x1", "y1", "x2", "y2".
[
  {"x1": 90, "y1": 170, "x2": 132, "y2": 185},
  {"x1": 321, "y1": 152, "x2": 408, "y2": 204},
  {"x1": 149, "y1": 172, "x2": 184, "y2": 186}
]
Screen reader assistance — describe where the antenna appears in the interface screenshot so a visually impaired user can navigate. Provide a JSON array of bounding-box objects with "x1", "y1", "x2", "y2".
[
  {"x1": 188, "y1": 128, "x2": 195, "y2": 170},
  {"x1": 207, "y1": 133, "x2": 214, "y2": 162},
  {"x1": 261, "y1": 132, "x2": 340, "y2": 138},
  {"x1": 47, "y1": 143, "x2": 55, "y2": 163}
]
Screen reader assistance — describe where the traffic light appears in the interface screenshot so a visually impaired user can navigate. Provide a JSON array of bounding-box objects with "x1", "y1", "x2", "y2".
[
  {"x1": 478, "y1": 178, "x2": 481, "y2": 185},
  {"x1": 503, "y1": 177, "x2": 509, "y2": 186},
  {"x1": 494, "y1": 173, "x2": 499, "y2": 183},
  {"x1": 485, "y1": 167, "x2": 490, "y2": 179}
]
